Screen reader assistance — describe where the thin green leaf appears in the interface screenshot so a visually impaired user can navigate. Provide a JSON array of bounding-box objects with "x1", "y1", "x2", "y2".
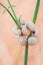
[
  {"x1": 3, "y1": 5, "x2": 15, "y2": 14},
  {"x1": 8, "y1": 0, "x2": 18, "y2": 22},
  {"x1": 0, "y1": 3, "x2": 20, "y2": 27},
  {"x1": 32, "y1": 0, "x2": 40, "y2": 23}
]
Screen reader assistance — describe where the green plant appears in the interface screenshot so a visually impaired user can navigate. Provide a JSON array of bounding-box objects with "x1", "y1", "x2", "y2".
[{"x1": 0, "y1": 0, "x2": 40, "y2": 65}]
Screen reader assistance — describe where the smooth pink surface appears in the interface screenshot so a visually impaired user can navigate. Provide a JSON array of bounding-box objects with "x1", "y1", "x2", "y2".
[{"x1": 0, "y1": 0, "x2": 43, "y2": 65}]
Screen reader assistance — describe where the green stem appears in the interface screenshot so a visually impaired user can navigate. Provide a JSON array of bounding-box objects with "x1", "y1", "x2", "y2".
[
  {"x1": 3, "y1": 5, "x2": 15, "y2": 14},
  {"x1": 0, "y1": 3, "x2": 20, "y2": 27},
  {"x1": 8, "y1": 0, "x2": 19, "y2": 22},
  {"x1": 24, "y1": 0, "x2": 40, "y2": 65},
  {"x1": 32, "y1": 0, "x2": 40, "y2": 24},
  {"x1": 24, "y1": 46, "x2": 28, "y2": 65}
]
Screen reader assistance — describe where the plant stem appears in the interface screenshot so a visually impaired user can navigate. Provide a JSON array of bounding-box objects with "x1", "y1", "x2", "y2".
[
  {"x1": 24, "y1": 0, "x2": 40, "y2": 65},
  {"x1": 24, "y1": 46, "x2": 28, "y2": 65},
  {"x1": 32, "y1": 0, "x2": 40, "y2": 23},
  {"x1": 3, "y1": 5, "x2": 15, "y2": 14},
  {"x1": 8, "y1": 0, "x2": 19, "y2": 22},
  {"x1": 0, "y1": 3, "x2": 20, "y2": 27}
]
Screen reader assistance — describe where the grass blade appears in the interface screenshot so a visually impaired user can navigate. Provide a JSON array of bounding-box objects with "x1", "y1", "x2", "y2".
[
  {"x1": 0, "y1": 3, "x2": 20, "y2": 26},
  {"x1": 3, "y1": 5, "x2": 15, "y2": 14},
  {"x1": 8, "y1": 0, "x2": 18, "y2": 22},
  {"x1": 32, "y1": 0, "x2": 40, "y2": 23}
]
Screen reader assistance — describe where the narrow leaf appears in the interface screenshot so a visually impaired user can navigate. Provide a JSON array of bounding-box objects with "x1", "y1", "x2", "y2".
[
  {"x1": 3, "y1": 5, "x2": 15, "y2": 14},
  {"x1": 0, "y1": 3, "x2": 20, "y2": 26},
  {"x1": 8, "y1": 0, "x2": 18, "y2": 21}
]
